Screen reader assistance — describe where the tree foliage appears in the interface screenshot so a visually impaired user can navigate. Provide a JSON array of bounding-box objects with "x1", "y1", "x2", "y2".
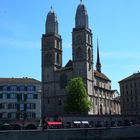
[{"x1": 64, "y1": 77, "x2": 92, "y2": 114}]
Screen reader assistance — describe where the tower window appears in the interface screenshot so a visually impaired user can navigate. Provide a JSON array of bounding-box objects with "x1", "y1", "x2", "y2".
[
  {"x1": 47, "y1": 98, "x2": 50, "y2": 104},
  {"x1": 88, "y1": 48, "x2": 91, "y2": 69},
  {"x1": 58, "y1": 98, "x2": 62, "y2": 105},
  {"x1": 56, "y1": 53, "x2": 60, "y2": 64},
  {"x1": 87, "y1": 34, "x2": 91, "y2": 44},
  {"x1": 55, "y1": 40, "x2": 60, "y2": 48}
]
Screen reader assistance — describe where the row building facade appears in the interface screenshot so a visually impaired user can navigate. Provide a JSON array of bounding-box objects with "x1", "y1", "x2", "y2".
[
  {"x1": 0, "y1": 78, "x2": 41, "y2": 129},
  {"x1": 119, "y1": 72, "x2": 140, "y2": 115}
]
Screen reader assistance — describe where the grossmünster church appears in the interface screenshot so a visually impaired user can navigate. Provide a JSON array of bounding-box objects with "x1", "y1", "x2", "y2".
[{"x1": 41, "y1": 1, "x2": 120, "y2": 117}]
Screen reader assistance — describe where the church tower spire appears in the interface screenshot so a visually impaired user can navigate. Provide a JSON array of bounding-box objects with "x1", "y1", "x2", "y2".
[
  {"x1": 46, "y1": 7, "x2": 58, "y2": 35},
  {"x1": 75, "y1": 0, "x2": 88, "y2": 28},
  {"x1": 96, "y1": 39, "x2": 101, "y2": 73}
]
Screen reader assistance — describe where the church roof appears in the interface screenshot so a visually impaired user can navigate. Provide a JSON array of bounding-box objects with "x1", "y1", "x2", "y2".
[
  {"x1": 47, "y1": 10, "x2": 57, "y2": 22},
  {"x1": 94, "y1": 70, "x2": 111, "y2": 82},
  {"x1": 0, "y1": 78, "x2": 40, "y2": 84},
  {"x1": 65, "y1": 60, "x2": 73, "y2": 68},
  {"x1": 76, "y1": 3, "x2": 88, "y2": 15},
  {"x1": 75, "y1": 1, "x2": 88, "y2": 28},
  {"x1": 119, "y1": 72, "x2": 140, "y2": 83},
  {"x1": 46, "y1": 7, "x2": 58, "y2": 35}
]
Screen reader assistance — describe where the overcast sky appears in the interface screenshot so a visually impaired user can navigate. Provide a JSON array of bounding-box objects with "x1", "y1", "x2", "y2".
[{"x1": 0, "y1": 0, "x2": 140, "y2": 91}]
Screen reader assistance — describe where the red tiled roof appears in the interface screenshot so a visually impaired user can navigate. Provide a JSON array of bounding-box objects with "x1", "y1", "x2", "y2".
[{"x1": 94, "y1": 70, "x2": 111, "y2": 82}]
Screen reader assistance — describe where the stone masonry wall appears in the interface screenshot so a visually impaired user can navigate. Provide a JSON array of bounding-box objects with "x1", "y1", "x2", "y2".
[{"x1": 0, "y1": 126, "x2": 140, "y2": 140}]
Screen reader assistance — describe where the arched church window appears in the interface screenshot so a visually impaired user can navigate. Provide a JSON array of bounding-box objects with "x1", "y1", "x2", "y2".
[
  {"x1": 88, "y1": 48, "x2": 91, "y2": 69},
  {"x1": 60, "y1": 74, "x2": 68, "y2": 89},
  {"x1": 88, "y1": 34, "x2": 91, "y2": 44},
  {"x1": 56, "y1": 53, "x2": 60, "y2": 64},
  {"x1": 76, "y1": 47, "x2": 83, "y2": 59},
  {"x1": 55, "y1": 40, "x2": 59, "y2": 48}
]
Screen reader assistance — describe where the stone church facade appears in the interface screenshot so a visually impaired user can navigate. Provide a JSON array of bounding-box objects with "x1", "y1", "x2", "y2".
[{"x1": 41, "y1": 2, "x2": 120, "y2": 117}]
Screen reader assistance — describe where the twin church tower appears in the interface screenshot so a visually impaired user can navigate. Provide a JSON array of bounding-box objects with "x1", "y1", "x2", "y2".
[{"x1": 41, "y1": 2, "x2": 118, "y2": 117}]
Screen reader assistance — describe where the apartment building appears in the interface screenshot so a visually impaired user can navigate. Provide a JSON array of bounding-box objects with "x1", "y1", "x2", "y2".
[
  {"x1": 119, "y1": 72, "x2": 140, "y2": 115},
  {"x1": 0, "y1": 78, "x2": 41, "y2": 129}
]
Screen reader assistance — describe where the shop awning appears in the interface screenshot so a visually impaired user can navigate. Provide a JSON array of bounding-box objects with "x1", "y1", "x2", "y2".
[{"x1": 47, "y1": 122, "x2": 63, "y2": 125}]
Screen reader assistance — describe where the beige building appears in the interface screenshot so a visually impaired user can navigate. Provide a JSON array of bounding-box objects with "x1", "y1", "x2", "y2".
[
  {"x1": 94, "y1": 71, "x2": 120, "y2": 115},
  {"x1": 119, "y1": 72, "x2": 140, "y2": 115},
  {"x1": 42, "y1": 2, "x2": 120, "y2": 117},
  {"x1": 0, "y1": 78, "x2": 41, "y2": 129}
]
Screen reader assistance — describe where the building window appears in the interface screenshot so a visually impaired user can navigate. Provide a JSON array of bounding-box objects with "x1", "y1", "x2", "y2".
[
  {"x1": 47, "y1": 98, "x2": 50, "y2": 104},
  {"x1": 10, "y1": 93, "x2": 17, "y2": 99},
  {"x1": 2, "y1": 93, "x2": 7, "y2": 99},
  {"x1": 3, "y1": 86, "x2": 7, "y2": 91},
  {"x1": 8, "y1": 112, "x2": 16, "y2": 119},
  {"x1": 19, "y1": 113, "x2": 24, "y2": 120},
  {"x1": 0, "y1": 94, "x2": 2, "y2": 99},
  {"x1": 56, "y1": 40, "x2": 59, "y2": 48},
  {"x1": 0, "y1": 113, "x2": 2, "y2": 118},
  {"x1": 27, "y1": 103, "x2": 36, "y2": 109},
  {"x1": 2, "y1": 113, "x2": 7, "y2": 118},
  {"x1": 27, "y1": 93, "x2": 34, "y2": 99},
  {"x1": 0, "y1": 86, "x2": 2, "y2": 91},
  {"x1": 56, "y1": 53, "x2": 60, "y2": 64},
  {"x1": 0, "y1": 103, "x2": 7, "y2": 109},
  {"x1": 0, "y1": 104, "x2": 2, "y2": 109},
  {"x1": 97, "y1": 81, "x2": 99, "y2": 87},
  {"x1": 26, "y1": 112, "x2": 36, "y2": 119},
  {"x1": 20, "y1": 104, "x2": 24, "y2": 111},
  {"x1": 88, "y1": 48, "x2": 91, "y2": 69},
  {"x1": 27, "y1": 86, "x2": 35, "y2": 91},
  {"x1": 21, "y1": 94, "x2": 24, "y2": 101},
  {"x1": 20, "y1": 86, "x2": 25, "y2": 91},
  {"x1": 58, "y1": 98, "x2": 62, "y2": 105},
  {"x1": 31, "y1": 104, "x2": 36, "y2": 109},
  {"x1": 126, "y1": 91, "x2": 128, "y2": 95},
  {"x1": 8, "y1": 103, "x2": 17, "y2": 109},
  {"x1": 10, "y1": 86, "x2": 17, "y2": 91},
  {"x1": 34, "y1": 94, "x2": 38, "y2": 99},
  {"x1": 88, "y1": 34, "x2": 91, "y2": 44}
]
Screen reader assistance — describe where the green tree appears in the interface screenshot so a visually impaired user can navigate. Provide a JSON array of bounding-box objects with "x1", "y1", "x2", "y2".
[{"x1": 65, "y1": 77, "x2": 92, "y2": 114}]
